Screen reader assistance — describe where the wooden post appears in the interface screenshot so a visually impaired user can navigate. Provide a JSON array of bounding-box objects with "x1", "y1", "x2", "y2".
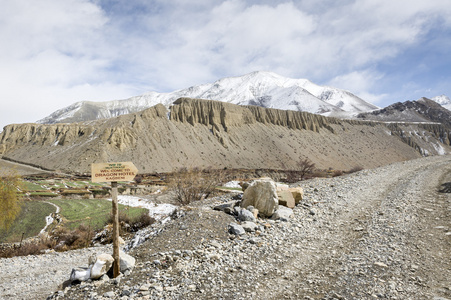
[{"x1": 111, "y1": 181, "x2": 120, "y2": 278}]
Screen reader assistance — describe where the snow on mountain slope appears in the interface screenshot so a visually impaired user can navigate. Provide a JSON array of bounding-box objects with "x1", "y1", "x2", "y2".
[
  {"x1": 432, "y1": 95, "x2": 451, "y2": 111},
  {"x1": 37, "y1": 71, "x2": 378, "y2": 124}
]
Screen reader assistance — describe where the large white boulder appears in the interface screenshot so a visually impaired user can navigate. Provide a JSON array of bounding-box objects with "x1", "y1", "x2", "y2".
[
  {"x1": 89, "y1": 253, "x2": 114, "y2": 279},
  {"x1": 240, "y1": 178, "x2": 279, "y2": 217}
]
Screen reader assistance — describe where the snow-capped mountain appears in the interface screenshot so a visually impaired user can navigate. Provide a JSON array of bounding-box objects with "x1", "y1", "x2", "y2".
[
  {"x1": 37, "y1": 71, "x2": 379, "y2": 124},
  {"x1": 431, "y1": 95, "x2": 451, "y2": 111}
]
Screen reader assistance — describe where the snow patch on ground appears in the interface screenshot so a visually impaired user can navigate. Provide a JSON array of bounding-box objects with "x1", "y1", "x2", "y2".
[
  {"x1": 223, "y1": 180, "x2": 241, "y2": 188},
  {"x1": 107, "y1": 195, "x2": 177, "y2": 220},
  {"x1": 433, "y1": 142, "x2": 446, "y2": 155}
]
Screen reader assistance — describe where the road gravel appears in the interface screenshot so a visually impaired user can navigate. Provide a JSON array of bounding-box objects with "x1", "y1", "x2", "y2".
[{"x1": 1, "y1": 155, "x2": 450, "y2": 299}]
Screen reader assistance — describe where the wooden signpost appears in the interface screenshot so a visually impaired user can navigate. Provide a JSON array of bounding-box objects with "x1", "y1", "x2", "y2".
[{"x1": 91, "y1": 162, "x2": 138, "y2": 278}]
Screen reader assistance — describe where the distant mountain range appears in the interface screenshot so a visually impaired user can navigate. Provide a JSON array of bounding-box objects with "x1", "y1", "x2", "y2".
[
  {"x1": 37, "y1": 71, "x2": 379, "y2": 124},
  {"x1": 357, "y1": 97, "x2": 451, "y2": 128}
]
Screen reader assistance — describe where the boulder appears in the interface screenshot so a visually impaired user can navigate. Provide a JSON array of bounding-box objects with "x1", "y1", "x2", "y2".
[
  {"x1": 277, "y1": 190, "x2": 295, "y2": 208},
  {"x1": 289, "y1": 187, "x2": 304, "y2": 205},
  {"x1": 89, "y1": 253, "x2": 114, "y2": 279},
  {"x1": 70, "y1": 267, "x2": 91, "y2": 282},
  {"x1": 240, "y1": 178, "x2": 279, "y2": 217},
  {"x1": 271, "y1": 206, "x2": 294, "y2": 221},
  {"x1": 228, "y1": 222, "x2": 245, "y2": 235},
  {"x1": 119, "y1": 251, "x2": 136, "y2": 273}
]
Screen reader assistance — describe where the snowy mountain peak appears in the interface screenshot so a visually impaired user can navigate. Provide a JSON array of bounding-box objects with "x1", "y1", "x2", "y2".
[{"x1": 37, "y1": 71, "x2": 379, "y2": 124}]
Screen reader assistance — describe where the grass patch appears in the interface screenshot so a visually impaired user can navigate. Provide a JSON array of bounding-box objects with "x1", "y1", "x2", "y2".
[
  {"x1": 21, "y1": 181, "x2": 45, "y2": 191},
  {"x1": 0, "y1": 200, "x2": 55, "y2": 243},
  {"x1": 48, "y1": 199, "x2": 148, "y2": 231}
]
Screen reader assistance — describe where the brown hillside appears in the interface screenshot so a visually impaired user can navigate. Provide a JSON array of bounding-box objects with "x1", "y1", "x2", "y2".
[{"x1": 0, "y1": 98, "x2": 450, "y2": 174}]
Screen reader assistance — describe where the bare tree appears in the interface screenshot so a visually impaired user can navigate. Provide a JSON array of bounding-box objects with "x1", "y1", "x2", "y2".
[{"x1": 298, "y1": 158, "x2": 316, "y2": 180}]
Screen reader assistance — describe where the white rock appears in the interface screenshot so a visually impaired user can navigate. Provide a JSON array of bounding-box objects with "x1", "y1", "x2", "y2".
[
  {"x1": 89, "y1": 253, "x2": 114, "y2": 279},
  {"x1": 241, "y1": 178, "x2": 279, "y2": 217},
  {"x1": 70, "y1": 267, "x2": 91, "y2": 282}
]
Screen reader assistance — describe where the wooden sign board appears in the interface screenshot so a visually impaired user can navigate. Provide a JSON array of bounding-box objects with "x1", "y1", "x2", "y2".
[{"x1": 91, "y1": 162, "x2": 138, "y2": 183}]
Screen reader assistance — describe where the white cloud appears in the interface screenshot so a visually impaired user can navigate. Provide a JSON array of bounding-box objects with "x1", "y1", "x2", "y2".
[{"x1": 1, "y1": 0, "x2": 451, "y2": 130}]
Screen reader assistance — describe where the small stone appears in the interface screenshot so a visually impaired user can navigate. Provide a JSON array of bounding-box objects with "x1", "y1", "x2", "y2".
[
  {"x1": 188, "y1": 284, "x2": 196, "y2": 291},
  {"x1": 374, "y1": 262, "x2": 388, "y2": 268},
  {"x1": 228, "y1": 222, "x2": 245, "y2": 235},
  {"x1": 103, "y1": 291, "x2": 115, "y2": 298}
]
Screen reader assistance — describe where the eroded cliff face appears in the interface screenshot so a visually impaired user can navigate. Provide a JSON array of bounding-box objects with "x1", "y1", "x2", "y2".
[{"x1": 1, "y1": 98, "x2": 450, "y2": 174}]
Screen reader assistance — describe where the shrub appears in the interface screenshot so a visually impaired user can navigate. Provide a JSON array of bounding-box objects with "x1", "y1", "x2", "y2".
[
  {"x1": 51, "y1": 224, "x2": 94, "y2": 251},
  {"x1": 298, "y1": 158, "x2": 316, "y2": 180},
  {"x1": 0, "y1": 236, "x2": 54, "y2": 258},
  {"x1": 168, "y1": 167, "x2": 223, "y2": 205},
  {"x1": 0, "y1": 171, "x2": 23, "y2": 230}
]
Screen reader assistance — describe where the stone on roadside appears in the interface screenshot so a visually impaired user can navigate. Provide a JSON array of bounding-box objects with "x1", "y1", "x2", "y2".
[
  {"x1": 277, "y1": 190, "x2": 295, "y2": 208},
  {"x1": 89, "y1": 253, "x2": 114, "y2": 279},
  {"x1": 213, "y1": 201, "x2": 238, "y2": 215},
  {"x1": 271, "y1": 206, "x2": 294, "y2": 221},
  {"x1": 289, "y1": 187, "x2": 304, "y2": 205},
  {"x1": 70, "y1": 267, "x2": 91, "y2": 282},
  {"x1": 237, "y1": 208, "x2": 256, "y2": 222},
  {"x1": 228, "y1": 222, "x2": 245, "y2": 235},
  {"x1": 240, "y1": 178, "x2": 279, "y2": 217},
  {"x1": 119, "y1": 251, "x2": 136, "y2": 273},
  {"x1": 241, "y1": 221, "x2": 258, "y2": 232}
]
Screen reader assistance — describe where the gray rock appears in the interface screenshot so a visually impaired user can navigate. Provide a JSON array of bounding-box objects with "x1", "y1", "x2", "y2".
[
  {"x1": 241, "y1": 221, "x2": 258, "y2": 232},
  {"x1": 103, "y1": 291, "x2": 115, "y2": 298},
  {"x1": 213, "y1": 201, "x2": 238, "y2": 213},
  {"x1": 228, "y1": 222, "x2": 245, "y2": 235},
  {"x1": 119, "y1": 251, "x2": 136, "y2": 273},
  {"x1": 271, "y1": 206, "x2": 294, "y2": 221},
  {"x1": 70, "y1": 267, "x2": 91, "y2": 282},
  {"x1": 238, "y1": 208, "x2": 256, "y2": 222}
]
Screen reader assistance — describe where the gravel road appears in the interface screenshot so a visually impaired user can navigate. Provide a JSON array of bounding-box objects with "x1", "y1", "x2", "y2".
[{"x1": 1, "y1": 155, "x2": 451, "y2": 299}]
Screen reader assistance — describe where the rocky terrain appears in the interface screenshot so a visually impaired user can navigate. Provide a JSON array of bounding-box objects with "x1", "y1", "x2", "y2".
[
  {"x1": 1, "y1": 155, "x2": 450, "y2": 299},
  {"x1": 357, "y1": 97, "x2": 451, "y2": 128},
  {"x1": 1, "y1": 98, "x2": 450, "y2": 174}
]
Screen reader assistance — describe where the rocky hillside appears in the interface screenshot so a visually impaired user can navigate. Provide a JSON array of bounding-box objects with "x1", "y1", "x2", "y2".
[
  {"x1": 1, "y1": 98, "x2": 450, "y2": 174},
  {"x1": 357, "y1": 97, "x2": 451, "y2": 128}
]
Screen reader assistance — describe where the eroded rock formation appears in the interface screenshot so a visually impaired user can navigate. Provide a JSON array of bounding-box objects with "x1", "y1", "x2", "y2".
[{"x1": 1, "y1": 98, "x2": 450, "y2": 174}]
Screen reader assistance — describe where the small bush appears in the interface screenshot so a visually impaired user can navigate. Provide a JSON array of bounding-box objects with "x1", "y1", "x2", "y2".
[
  {"x1": 51, "y1": 224, "x2": 94, "y2": 251},
  {"x1": 168, "y1": 167, "x2": 224, "y2": 205},
  {"x1": 0, "y1": 237, "x2": 54, "y2": 258}
]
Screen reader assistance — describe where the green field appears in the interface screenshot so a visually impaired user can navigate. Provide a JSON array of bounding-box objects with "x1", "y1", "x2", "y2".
[
  {"x1": 0, "y1": 199, "x2": 148, "y2": 243},
  {"x1": 0, "y1": 200, "x2": 55, "y2": 243},
  {"x1": 48, "y1": 199, "x2": 148, "y2": 230}
]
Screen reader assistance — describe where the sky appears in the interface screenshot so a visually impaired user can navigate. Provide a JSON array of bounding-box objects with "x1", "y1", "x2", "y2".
[{"x1": 1, "y1": 0, "x2": 451, "y2": 130}]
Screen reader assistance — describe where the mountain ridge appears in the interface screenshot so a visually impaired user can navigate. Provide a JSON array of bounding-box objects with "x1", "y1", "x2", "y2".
[
  {"x1": 37, "y1": 71, "x2": 378, "y2": 124},
  {"x1": 2, "y1": 98, "x2": 450, "y2": 174}
]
